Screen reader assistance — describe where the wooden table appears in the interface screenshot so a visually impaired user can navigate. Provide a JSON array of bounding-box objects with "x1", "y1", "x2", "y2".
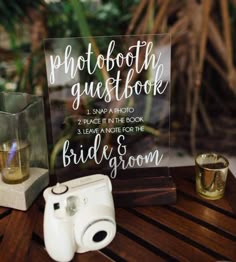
[{"x1": 0, "y1": 166, "x2": 236, "y2": 262}]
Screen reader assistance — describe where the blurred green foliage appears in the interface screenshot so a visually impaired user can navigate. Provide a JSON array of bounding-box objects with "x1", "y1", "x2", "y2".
[
  {"x1": 47, "y1": 0, "x2": 139, "y2": 37},
  {"x1": 0, "y1": 0, "x2": 44, "y2": 32},
  {"x1": 0, "y1": 0, "x2": 140, "y2": 94}
]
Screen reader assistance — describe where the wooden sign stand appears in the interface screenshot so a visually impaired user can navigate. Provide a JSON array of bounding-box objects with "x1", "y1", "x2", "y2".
[
  {"x1": 55, "y1": 167, "x2": 176, "y2": 207},
  {"x1": 112, "y1": 167, "x2": 176, "y2": 207}
]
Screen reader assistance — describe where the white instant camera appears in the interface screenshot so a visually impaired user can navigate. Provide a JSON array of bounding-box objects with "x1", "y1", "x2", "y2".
[{"x1": 43, "y1": 174, "x2": 116, "y2": 262}]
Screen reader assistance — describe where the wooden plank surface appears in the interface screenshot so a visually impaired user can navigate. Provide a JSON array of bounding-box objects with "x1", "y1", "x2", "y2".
[
  {"x1": 116, "y1": 208, "x2": 216, "y2": 261},
  {"x1": 0, "y1": 205, "x2": 38, "y2": 261},
  {"x1": 136, "y1": 206, "x2": 236, "y2": 260},
  {"x1": 174, "y1": 174, "x2": 235, "y2": 213},
  {"x1": 0, "y1": 166, "x2": 235, "y2": 261},
  {"x1": 0, "y1": 208, "x2": 11, "y2": 238}
]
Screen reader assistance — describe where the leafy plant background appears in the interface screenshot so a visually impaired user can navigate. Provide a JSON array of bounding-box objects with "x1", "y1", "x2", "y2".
[{"x1": 0, "y1": 0, "x2": 236, "y2": 169}]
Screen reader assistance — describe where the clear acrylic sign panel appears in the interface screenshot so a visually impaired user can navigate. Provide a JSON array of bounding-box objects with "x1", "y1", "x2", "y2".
[{"x1": 44, "y1": 35, "x2": 171, "y2": 179}]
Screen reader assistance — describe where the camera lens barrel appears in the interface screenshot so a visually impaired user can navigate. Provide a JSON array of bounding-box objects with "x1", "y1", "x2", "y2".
[{"x1": 80, "y1": 219, "x2": 116, "y2": 251}]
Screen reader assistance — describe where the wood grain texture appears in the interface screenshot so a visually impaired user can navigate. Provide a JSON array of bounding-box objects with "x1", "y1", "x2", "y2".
[
  {"x1": 113, "y1": 176, "x2": 176, "y2": 206},
  {"x1": 0, "y1": 204, "x2": 38, "y2": 261},
  {"x1": 173, "y1": 172, "x2": 235, "y2": 213},
  {"x1": 107, "y1": 231, "x2": 166, "y2": 262},
  {"x1": 136, "y1": 206, "x2": 236, "y2": 260},
  {"x1": 56, "y1": 166, "x2": 177, "y2": 206},
  {"x1": 116, "y1": 208, "x2": 216, "y2": 262},
  {"x1": 0, "y1": 209, "x2": 11, "y2": 238},
  {"x1": 28, "y1": 241, "x2": 54, "y2": 262},
  {"x1": 0, "y1": 166, "x2": 235, "y2": 261}
]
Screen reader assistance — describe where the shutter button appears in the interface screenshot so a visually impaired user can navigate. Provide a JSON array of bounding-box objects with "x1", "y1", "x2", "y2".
[{"x1": 52, "y1": 183, "x2": 68, "y2": 195}]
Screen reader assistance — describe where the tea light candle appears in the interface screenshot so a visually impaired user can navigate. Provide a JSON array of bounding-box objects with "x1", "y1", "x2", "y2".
[{"x1": 0, "y1": 140, "x2": 30, "y2": 184}]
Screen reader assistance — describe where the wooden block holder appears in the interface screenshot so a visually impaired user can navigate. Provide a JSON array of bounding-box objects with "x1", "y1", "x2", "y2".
[
  {"x1": 112, "y1": 167, "x2": 176, "y2": 206},
  {"x1": 55, "y1": 167, "x2": 177, "y2": 207}
]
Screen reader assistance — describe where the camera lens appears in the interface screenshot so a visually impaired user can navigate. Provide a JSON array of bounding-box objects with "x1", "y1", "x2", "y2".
[{"x1": 92, "y1": 230, "x2": 107, "y2": 243}]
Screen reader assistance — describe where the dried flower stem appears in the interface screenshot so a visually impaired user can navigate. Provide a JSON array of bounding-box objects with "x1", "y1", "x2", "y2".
[
  {"x1": 190, "y1": 0, "x2": 212, "y2": 154},
  {"x1": 126, "y1": 0, "x2": 148, "y2": 35},
  {"x1": 151, "y1": 0, "x2": 171, "y2": 34}
]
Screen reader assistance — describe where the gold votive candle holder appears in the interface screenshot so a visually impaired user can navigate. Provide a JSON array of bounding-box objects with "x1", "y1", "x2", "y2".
[{"x1": 195, "y1": 153, "x2": 229, "y2": 200}]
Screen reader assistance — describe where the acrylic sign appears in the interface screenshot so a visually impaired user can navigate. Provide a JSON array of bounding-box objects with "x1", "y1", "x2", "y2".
[{"x1": 44, "y1": 35, "x2": 171, "y2": 178}]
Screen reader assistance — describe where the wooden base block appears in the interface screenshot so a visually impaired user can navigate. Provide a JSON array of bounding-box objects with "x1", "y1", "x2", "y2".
[
  {"x1": 55, "y1": 167, "x2": 176, "y2": 207},
  {"x1": 113, "y1": 176, "x2": 176, "y2": 207},
  {"x1": 110, "y1": 167, "x2": 176, "y2": 206}
]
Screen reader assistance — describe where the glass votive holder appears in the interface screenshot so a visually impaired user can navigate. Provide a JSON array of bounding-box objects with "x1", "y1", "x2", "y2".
[
  {"x1": 195, "y1": 153, "x2": 229, "y2": 200},
  {"x1": 0, "y1": 140, "x2": 30, "y2": 184},
  {"x1": 0, "y1": 92, "x2": 48, "y2": 185}
]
